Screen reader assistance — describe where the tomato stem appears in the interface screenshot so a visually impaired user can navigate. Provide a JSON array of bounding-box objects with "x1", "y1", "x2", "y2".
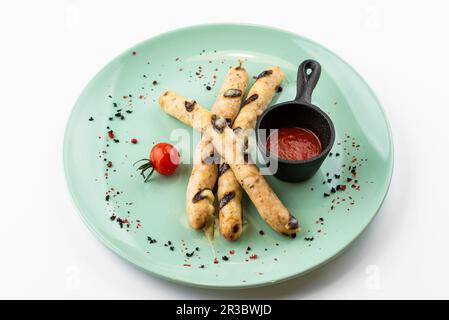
[{"x1": 133, "y1": 159, "x2": 155, "y2": 182}]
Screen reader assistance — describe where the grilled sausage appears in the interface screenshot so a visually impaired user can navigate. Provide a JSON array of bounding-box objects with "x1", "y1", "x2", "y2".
[
  {"x1": 186, "y1": 64, "x2": 248, "y2": 237},
  {"x1": 218, "y1": 67, "x2": 284, "y2": 240}
]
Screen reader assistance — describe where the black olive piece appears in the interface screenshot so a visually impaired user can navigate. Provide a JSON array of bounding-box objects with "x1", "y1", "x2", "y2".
[
  {"x1": 192, "y1": 189, "x2": 211, "y2": 203},
  {"x1": 233, "y1": 127, "x2": 242, "y2": 134},
  {"x1": 211, "y1": 114, "x2": 227, "y2": 133},
  {"x1": 185, "y1": 100, "x2": 196, "y2": 112},
  {"x1": 219, "y1": 163, "x2": 230, "y2": 176},
  {"x1": 223, "y1": 88, "x2": 242, "y2": 98},
  {"x1": 287, "y1": 216, "x2": 299, "y2": 230},
  {"x1": 219, "y1": 192, "x2": 235, "y2": 209},
  {"x1": 242, "y1": 94, "x2": 258, "y2": 107},
  {"x1": 256, "y1": 69, "x2": 273, "y2": 80},
  {"x1": 203, "y1": 153, "x2": 219, "y2": 165}
]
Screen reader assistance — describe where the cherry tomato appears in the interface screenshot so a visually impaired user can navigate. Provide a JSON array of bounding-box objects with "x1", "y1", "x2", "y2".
[
  {"x1": 149, "y1": 142, "x2": 180, "y2": 176},
  {"x1": 134, "y1": 143, "x2": 180, "y2": 182}
]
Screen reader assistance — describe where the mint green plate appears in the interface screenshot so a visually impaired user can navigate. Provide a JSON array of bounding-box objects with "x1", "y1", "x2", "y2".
[{"x1": 64, "y1": 24, "x2": 393, "y2": 289}]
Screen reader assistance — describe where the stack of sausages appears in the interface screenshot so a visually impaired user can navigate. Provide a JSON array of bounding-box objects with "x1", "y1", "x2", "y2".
[{"x1": 159, "y1": 63, "x2": 300, "y2": 241}]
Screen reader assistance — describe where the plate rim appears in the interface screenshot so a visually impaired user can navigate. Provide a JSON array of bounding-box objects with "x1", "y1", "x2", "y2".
[{"x1": 63, "y1": 22, "x2": 394, "y2": 289}]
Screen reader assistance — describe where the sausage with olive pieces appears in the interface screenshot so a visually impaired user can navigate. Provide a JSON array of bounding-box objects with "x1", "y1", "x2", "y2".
[
  {"x1": 218, "y1": 66, "x2": 284, "y2": 240},
  {"x1": 185, "y1": 64, "x2": 248, "y2": 237}
]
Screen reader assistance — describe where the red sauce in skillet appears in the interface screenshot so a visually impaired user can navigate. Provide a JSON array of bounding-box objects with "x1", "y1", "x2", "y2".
[{"x1": 266, "y1": 127, "x2": 322, "y2": 161}]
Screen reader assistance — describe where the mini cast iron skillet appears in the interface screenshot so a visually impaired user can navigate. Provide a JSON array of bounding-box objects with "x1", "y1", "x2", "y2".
[{"x1": 256, "y1": 59, "x2": 335, "y2": 182}]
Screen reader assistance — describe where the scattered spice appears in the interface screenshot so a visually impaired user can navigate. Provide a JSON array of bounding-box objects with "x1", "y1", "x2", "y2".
[{"x1": 147, "y1": 236, "x2": 157, "y2": 244}]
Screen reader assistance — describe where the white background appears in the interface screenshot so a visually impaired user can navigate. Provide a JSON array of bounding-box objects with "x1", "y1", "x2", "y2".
[{"x1": 1, "y1": 0, "x2": 448, "y2": 299}]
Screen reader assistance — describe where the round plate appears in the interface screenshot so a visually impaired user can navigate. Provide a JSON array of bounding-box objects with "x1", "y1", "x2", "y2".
[{"x1": 64, "y1": 23, "x2": 393, "y2": 289}]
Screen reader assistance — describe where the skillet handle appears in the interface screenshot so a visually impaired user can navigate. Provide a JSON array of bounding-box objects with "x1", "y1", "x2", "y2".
[{"x1": 295, "y1": 59, "x2": 321, "y2": 103}]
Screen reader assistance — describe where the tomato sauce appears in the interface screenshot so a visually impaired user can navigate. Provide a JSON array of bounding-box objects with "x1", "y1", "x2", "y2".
[{"x1": 266, "y1": 127, "x2": 322, "y2": 161}]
